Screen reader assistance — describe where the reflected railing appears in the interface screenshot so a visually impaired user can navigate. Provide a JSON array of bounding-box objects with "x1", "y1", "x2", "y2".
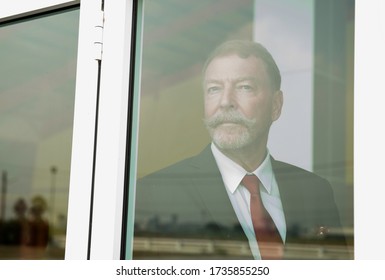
[{"x1": 133, "y1": 236, "x2": 353, "y2": 260}]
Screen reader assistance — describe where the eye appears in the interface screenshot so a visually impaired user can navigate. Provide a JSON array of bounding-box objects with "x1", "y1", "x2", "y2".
[
  {"x1": 236, "y1": 84, "x2": 254, "y2": 93},
  {"x1": 207, "y1": 86, "x2": 221, "y2": 95}
]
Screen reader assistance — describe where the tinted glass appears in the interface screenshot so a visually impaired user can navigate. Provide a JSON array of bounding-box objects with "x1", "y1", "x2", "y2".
[
  {"x1": 0, "y1": 8, "x2": 79, "y2": 259},
  {"x1": 125, "y1": 0, "x2": 354, "y2": 260}
]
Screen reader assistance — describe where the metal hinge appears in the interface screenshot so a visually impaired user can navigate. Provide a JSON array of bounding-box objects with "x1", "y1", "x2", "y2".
[{"x1": 94, "y1": 10, "x2": 104, "y2": 61}]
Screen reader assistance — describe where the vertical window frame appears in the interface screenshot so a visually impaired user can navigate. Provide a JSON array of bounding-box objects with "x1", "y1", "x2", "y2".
[{"x1": 85, "y1": 0, "x2": 135, "y2": 259}]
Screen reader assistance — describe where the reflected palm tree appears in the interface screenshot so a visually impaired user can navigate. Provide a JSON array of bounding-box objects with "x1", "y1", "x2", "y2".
[{"x1": 28, "y1": 196, "x2": 49, "y2": 247}]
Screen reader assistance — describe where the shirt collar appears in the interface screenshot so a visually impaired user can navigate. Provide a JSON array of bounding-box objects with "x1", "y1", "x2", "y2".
[{"x1": 211, "y1": 143, "x2": 275, "y2": 195}]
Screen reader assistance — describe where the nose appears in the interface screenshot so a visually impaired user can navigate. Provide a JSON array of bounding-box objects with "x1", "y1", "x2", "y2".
[{"x1": 219, "y1": 85, "x2": 235, "y2": 109}]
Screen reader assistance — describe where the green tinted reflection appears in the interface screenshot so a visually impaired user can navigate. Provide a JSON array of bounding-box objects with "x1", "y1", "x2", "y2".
[
  {"x1": 127, "y1": 0, "x2": 354, "y2": 260},
  {"x1": 0, "y1": 9, "x2": 79, "y2": 259}
]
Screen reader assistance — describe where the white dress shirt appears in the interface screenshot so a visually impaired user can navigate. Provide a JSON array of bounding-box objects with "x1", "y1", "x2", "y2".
[{"x1": 211, "y1": 143, "x2": 286, "y2": 259}]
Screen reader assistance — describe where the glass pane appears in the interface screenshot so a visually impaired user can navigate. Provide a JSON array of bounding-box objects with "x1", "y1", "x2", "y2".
[
  {"x1": 125, "y1": 0, "x2": 354, "y2": 260},
  {"x1": 0, "y1": 8, "x2": 79, "y2": 259}
]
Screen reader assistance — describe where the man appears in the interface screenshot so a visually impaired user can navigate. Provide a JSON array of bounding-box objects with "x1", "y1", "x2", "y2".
[{"x1": 133, "y1": 40, "x2": 346, "y2": 259}]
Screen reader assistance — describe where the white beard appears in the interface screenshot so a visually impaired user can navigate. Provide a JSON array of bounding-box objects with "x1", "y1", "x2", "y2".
[{"x1": 204, "y1": 110, "x2": 258, "y2": 150}]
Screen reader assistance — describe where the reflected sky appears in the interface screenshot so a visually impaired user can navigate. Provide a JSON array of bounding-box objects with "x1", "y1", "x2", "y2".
[{"x1": 0, "y1": 9, "x2": 79, "y2": 222}]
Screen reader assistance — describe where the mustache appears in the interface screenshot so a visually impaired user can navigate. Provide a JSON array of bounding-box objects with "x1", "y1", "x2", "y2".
[{"x1": 204, "y1": 110, "x2": 256, "y2": 128}]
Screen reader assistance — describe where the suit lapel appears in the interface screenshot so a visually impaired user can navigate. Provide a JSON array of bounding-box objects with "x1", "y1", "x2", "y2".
[
  {"x1": 188, "y1": 146, "x2": 252, "y2": 242},
  {"x1": 271, "y1": 158, "x2": 306, "y2": 242},
  {"x1": 190, "y1": 150, "x2": 305, "y2": 238}
]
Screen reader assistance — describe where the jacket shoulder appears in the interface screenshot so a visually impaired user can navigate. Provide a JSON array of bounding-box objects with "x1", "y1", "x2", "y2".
[
  {"x1": 272, "y1": 158, "x2": 330, "y2": 187},
  {"x1": 138, "y1": 146, "x2": 217, "y2": 181}
]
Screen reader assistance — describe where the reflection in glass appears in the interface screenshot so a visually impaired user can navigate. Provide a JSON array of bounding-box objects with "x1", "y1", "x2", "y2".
[
  {"x1": 0, "y1": 8, "x2": 79, "y2": 259},
  {"x1": 126, "y1": 0, "x2": 354, "y2": 260}
]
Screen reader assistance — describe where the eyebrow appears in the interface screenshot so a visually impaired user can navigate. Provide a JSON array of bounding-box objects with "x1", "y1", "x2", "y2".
[{"x1": 204, "y1": 76, "x2": 257, "y2": 84}]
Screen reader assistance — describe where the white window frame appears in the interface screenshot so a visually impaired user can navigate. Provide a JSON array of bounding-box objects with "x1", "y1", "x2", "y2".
[
  {"x1": 4, "y1": 0, "x2": 385, "y2": 261},
  {"x1": 0, "y1": 0, "x2": 78, "y2": 21},
  {"x1": 85, "y1": 0, "x2": 134, "y2": 259},
  {"x1": 65, "y1": 0, "x2": 105, "y2": 259}
]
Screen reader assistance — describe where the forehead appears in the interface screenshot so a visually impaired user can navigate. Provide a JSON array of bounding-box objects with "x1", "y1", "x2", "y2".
[{"x1": 204, "y1": 54, "x2": 270, "y2": 82}]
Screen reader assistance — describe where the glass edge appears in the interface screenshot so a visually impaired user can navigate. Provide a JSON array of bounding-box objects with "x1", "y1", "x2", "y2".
[
  {"x1": 0, "y1": 2, "x2": 80, "y2": 27},
  {"x1": 122, "y1": 0, "x2": 144, "y2": 260}
]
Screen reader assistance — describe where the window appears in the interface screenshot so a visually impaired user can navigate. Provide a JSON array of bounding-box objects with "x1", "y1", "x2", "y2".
[
  {"x1": 122, "y1": 0, "x2": 354, "y2": 260},
  {"x1": 0, "y1": 6, "x2": 80, "y2": 259}
]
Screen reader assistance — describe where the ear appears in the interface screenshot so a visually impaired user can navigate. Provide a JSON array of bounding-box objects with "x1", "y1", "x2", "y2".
[{"x1": 271, "y1": 90, "x2": 283, "y2": 121}]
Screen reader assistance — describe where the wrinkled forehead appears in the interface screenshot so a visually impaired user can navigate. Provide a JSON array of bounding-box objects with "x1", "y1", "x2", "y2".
[
  {"x1": 203, "y1": 54, "x2": 272, "y2": 86},
  {"x1": 202, "y1": 51, "x2": 280, "y2": 90},
  {"x1": 202, "y1": 44, "x2": 281, "y2": 91},
  {"x1": 203, "y1": 51, "x2": 260, "y2": 73}
]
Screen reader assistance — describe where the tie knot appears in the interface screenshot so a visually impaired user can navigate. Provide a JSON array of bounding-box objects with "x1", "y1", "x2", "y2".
[{"x1": 241, "y1": 174, "x2": 260, "y2": 195}]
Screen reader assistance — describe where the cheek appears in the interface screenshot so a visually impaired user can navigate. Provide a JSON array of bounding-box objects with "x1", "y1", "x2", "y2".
[
  {"x1": 240, "y1": 100, "x2": 271, "y2": 121},
  {"x1": 204, "y1": 99, "x2": 216, "y2": 117},
  {"x1": 238, "y1": 100, "x2": 260, "y2": 119}
]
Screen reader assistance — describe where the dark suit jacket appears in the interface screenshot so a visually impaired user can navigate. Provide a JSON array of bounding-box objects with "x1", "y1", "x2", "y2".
[{"x1": 133, "y1": 146, "x2": 347, "y2": 259}]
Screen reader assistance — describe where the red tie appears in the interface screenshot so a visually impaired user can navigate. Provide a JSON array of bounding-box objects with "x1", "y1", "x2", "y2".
[{"x1": 241, "y1": 174, "x2": 283, "y2": 259}]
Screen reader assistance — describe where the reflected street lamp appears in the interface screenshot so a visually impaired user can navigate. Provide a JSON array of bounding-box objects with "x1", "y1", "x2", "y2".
[
  {"x1": 1, "y1": 171, "x2": 7, "y2": 222},
  {"x1": 50, "y1": 166, "x2": 58, "y2": 232}
]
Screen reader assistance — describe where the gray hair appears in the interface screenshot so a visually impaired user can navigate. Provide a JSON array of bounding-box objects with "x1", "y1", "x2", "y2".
[{"x1": 203, "y1": 40, "x2": 281, "y2": 91}]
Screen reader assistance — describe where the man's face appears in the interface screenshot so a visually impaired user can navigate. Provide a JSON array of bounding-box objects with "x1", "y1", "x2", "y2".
[{"x1": 203, "y1": 54, "x2": 283, "y2": 151}]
